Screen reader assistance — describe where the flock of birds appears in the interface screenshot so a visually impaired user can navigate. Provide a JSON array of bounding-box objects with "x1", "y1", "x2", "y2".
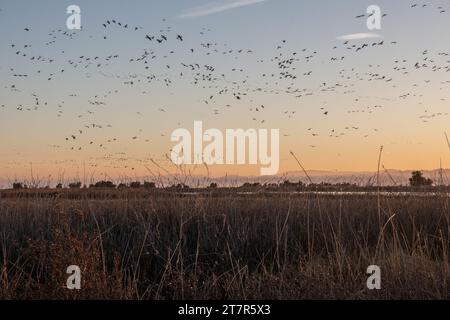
[{"x1": 1, "y1": 2, "x2": 450, "y2": 175}]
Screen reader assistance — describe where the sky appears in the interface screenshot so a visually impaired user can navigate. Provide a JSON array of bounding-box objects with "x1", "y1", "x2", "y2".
[{"x1": 1, "y1": 0, "x2": 450, "y2": 185}]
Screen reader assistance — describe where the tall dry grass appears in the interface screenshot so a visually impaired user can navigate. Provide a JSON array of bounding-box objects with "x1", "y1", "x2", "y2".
[{"x1": 0, "y1": 191, "x2": 449, "y2": 299}]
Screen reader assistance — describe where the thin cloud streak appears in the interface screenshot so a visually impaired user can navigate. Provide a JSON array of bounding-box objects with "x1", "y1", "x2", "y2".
[
  {"x1": 336, "y1": 33, "x2": 382, "y2": 41},
  {"x1": 178, "y1": 0, "x2": 267, "y2": 19}
]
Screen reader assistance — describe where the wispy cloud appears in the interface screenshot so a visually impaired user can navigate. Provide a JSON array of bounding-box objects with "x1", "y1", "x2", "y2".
[
  {"x1": 178, "y1": 0, "x2": 267, "y2": 19},
  {"x1": 336, "y1": 33, "x2": 382, "y2": 41}
]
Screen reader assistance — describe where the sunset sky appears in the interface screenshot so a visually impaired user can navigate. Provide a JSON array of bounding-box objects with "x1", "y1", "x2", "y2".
[{"x1": 1, "y1": 0, "x2": 450, "y2": 184}]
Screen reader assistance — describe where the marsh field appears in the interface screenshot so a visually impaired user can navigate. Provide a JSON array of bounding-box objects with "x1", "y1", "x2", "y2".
[{"x1": 0, "y1": 188, "x2": 449, "y2": 300}]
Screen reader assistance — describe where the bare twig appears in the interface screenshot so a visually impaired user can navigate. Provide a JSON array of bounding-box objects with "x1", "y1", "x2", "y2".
[
  {"x1": 445, "y1": 132, "x2": 450, "y2": 151},
  {"x1": 290, "y1": 151, "x2": 313, "y2": 185}
]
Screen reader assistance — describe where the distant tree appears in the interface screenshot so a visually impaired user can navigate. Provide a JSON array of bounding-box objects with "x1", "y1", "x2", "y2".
[
  {"x1": 69, "y1": 182, "x2": 82, "y2": 189},
  {"x1": 280, "y1": 180, "x2": 305, "y2": 190},
  {"x1": 56, "y1": 183, "x2": 63, "y2": 189},
  {"x1": 281, "y1": 180, "x2": 292, "y2": 186},
  {"x1": 143, "y1": 181, "x2": 156, "y2": 189},
  {"x1": 208, "y1": 182, "x2": 218, "y2": 189},
  {"x1": 117, "y1": 183, "x2": 128, "y2": 189},
  {"x1": 130, "y1": 181, "x2": 142, "y2": 189},
  {"x1": 240, "y1": 182, "x2": 261, "y2": 189},
  {"x1": 91, "y1": 181, "x2": 116, "y2": 188},
  {"x1": 13, "y1": 182, "x2": 24, "y2": 190},
  {"x1": 409, "y1": 171, "x2": 433, "y2": 187}
]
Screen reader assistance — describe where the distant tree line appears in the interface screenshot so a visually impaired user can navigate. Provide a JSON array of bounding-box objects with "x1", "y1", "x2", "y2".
[
  {"x1": 9, "y1": 171, "x2": 437, "y2": 190},
  {"x1": 13, "y1": 180, "x2": 157, "y2": 190}
]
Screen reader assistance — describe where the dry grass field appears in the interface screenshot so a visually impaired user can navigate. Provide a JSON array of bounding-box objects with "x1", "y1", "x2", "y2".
[{"x1": 0, "y1": 189, "x2": 449, "y2": 299}]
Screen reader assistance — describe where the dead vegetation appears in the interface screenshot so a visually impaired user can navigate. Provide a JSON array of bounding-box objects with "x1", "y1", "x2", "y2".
[{"x1": 0, "y1": 191, "x2": 449, "y2": 299}]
